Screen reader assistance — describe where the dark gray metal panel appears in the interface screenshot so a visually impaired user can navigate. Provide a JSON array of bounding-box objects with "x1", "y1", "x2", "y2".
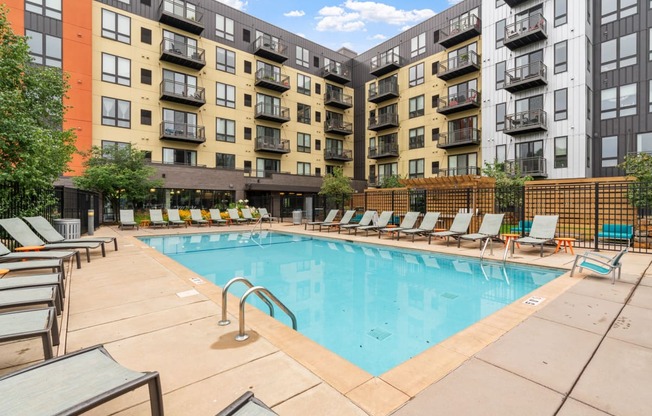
[{"x1": 24, "y1": 11, "x2": 62, "y2": 37}]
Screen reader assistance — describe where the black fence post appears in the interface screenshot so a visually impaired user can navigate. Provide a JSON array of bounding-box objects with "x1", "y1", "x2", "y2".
[
  {"x1": 594, "y1": 182, "x2": 600, "y2": 251},
  {"x1": 519, "y1": 186, "x2": 526, "y2": 237}
]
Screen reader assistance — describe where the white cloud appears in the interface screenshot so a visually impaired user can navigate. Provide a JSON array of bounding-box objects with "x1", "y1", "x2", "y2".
[
  {"x1": 400, "y1": 25, "x2": 411, "y2": 32},
  {"x1": 448, "y1": 0, "x2": 463, "y2": 4},
  {"x1": 319, "y1": 6, "x2": 346, "y2": 16},
  {"x1": 315, "y1": 6, "x2": 365, "y2": 32},
  {"x1": 214, "y1": 0, "x2": 247, "y2": 11},
  {"x1": 297, "y1": 33, "x2": 306, "y2": 38},
  {"x1": 284, "y1": 10, "x2": 306, "y2": 17},
  {"x1": 369, "y1": 34, "x2": 387, "y2": 40},
  {"x1": 343, "y1": 0, "x2": 435, "y2": 26}
]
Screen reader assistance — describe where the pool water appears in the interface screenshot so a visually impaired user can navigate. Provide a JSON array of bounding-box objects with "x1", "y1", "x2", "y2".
[{"x1": 140, "y1": 231, "x2": 564, "y2": 375}]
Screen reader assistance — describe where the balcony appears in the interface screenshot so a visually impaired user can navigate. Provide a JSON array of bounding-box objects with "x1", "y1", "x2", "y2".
[
  {"x1": 322, "y1": 62, "x2": 351, "y2": 84},
  {"x1": 504, "y1": 14, "x2": 547, "y2": 51},
  {"x1": 434, "y1": 166, "x2": 482, "y2": 177},
  {"x1": 324, "y1": 119, "x2": 353, "y2": 135},
  {"x1": 437, "y1": 127, "x2": 481, "y2": 149},
  {"x1": 504, "y1": 0, "x2": 532, "y2": 7},
  {"x1": 160, "y1": 122, "x2": 205, "y2": 144},
  {"x1": 368, "y1": 113, "x2": 399, "y2": 132},
  {"x1": 160, "y1": 38, "x2": 205, "y2": 70},
  {"x1": 252, "y1": 35, "x2": 288, "y2": 63},
  {"x1": 254, "y1": 137, "x2": 291, "y2": 154},
  {"x1": 254, "y1": 102, "x2": 290, "y2": 123},
  {"x1": 437, "y1": 89, "x2": 481, "y2": 115},
  {"x1": 324, "y1": 149, "x2": 353, "y2": 162},
  {"x1": 439, "y1": 15, "x2": 481, "y2": 48},
  {"x1": 504, "y1": 61, "x2": 547, "y2": 93},
  {"x1": 368, "y1": 142, "x2": 399, "y2": 159},
  {"x1": 160, "y1": 80, "x2": 205, "y2": 107},
  {"x1": 504, "y1": 109, "x2": 548, "y2": 136},
  {"x1": 254, "y1": 68, "x2": 290, "y2": 92},
  {"x1": 324, "y1": 91, "x2": 353, "y2": 109},
  {"x1": 158, "y1": 0, "x2": 204, "y2": 35},
  {"x1": 437, "y1": 51, "x2": 481, "y2": 81},
  {"x1": 505, "y1": 157, "x2": 548, "y2": 178},
  {"x1": 368, "y1": 80, "x2": 399, "y2": 104},
  {"x1": 370, "y1": 51, "x2": 405, "y2": 77}
]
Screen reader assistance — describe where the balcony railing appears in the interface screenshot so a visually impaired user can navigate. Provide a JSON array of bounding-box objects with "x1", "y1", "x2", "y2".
[
  {"x1": 504, "y1": 13, "x2": 547, "y2": 51},
  {"x1": 368, "y1": 80, "x2": 399, "y2": 103},
  {"x1": 504, "y1": 61, "x2": 547, "y2": 93},
  {"x1": 505, "y1": 156, "x2": 548, "y2": 178},
  {"x1": 433, "y1": 167, "x2": 481, "y2": 177},
  {"x1": 437, "y1": 127, "x2": 481, "y2": 149},
  {"x1": 158, "y1": 0, "x2": 204, "y2": 35},
  {"x1": 504, "y1": 109, "x2": 548, "y2": 136},
  {"x1": 437, "y1": 50, "x2": 480, "y2": 81},
  {"x1": 368, "y1": 175, "x2": 379, "y2": 187},
  {"x1": 504, "y1": 0, "x2": 532, "y2": 8},
  {"x1": 254, "y1": 102, "x2": 290, "y2": 123},
  {"x1": 368, "y1": 113, "x2": 399, "y2": 131},
  {"x1": 160, "y1": 80, "x2": 205, "y2": 107},
  {"x1": 160, "y1": 122, "x2": 205, "y2": 144},
  {"x1": 324, "y1": 91, "x2": 353, "y2": 109},
  {"x1": 437, "y1": 89, "x2": 481, "y2": 115},
  {"x1": 368, "y1": 141, "x2": 399, "y2": 159},
  {"x1": 370, "y1": 51, "x2": 405, "y2": 77},
  {"x1": 252, "y1": 35, "x2": 288, "y2": 63},
  {"x1": 324, "y1": 149, "x2": 353, "y2": 161},
  {"x1": 160, "y1": 37, "x2": 205, "y2": 69},
  {"x1": 324, "y1": 119, "x2": 353, "y2": 135},
  {"x1": 322, "y1": 62, "x2": 351, "y2": 84},
  {"x1": 439, "y1": 14, "x2": 481, "y2": 48},
  {"x1": 254, "y1": 68, "x2": 290, "y2": 92},
  {"x1": 254, "y1": 137, "x2": 291, "y2": 154}
]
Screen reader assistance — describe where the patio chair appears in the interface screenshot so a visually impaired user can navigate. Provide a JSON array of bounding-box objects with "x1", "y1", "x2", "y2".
[
  {"x1": 148, "y1": 209, "x2": 169, "y2": 228},
  {"x1": 356, "y1": 211, "x2": 394, "y2": 236},
  {"x1": 190, "y1": 209, "x2": 209, "y2": 227},
  {"x1": 209, "y1": 209, "x2": 228, "y2": 226},
  {"x1": 0, "y1": 286, "x2": 61, "y2": 315},
  {"x1": 0, "y1": 218, "x2": 105, "y2": 264},
  {"x1": 305, "y1": 209, "x2": 338, "y2": 230},
  {"x1": 119, "y1": 210, "x2": 139, "y2": 230},
  {"x1": 23, "y1": 216, "x2": 118, "y2": 251},
  {"x1": 241, "y1": 208, "x2": 256, "y2": 224},
  {"x1": 396, "y1": 212, "x2": 441, "y2": 241},
  {"x1": 571, "y1": 246, "x2": 628, "y2": 284},
  {"x1": 510, "y1": 215, "x2": 559, "y2": 257},
  {"x1": 0, "y1": 258, "x2": 66, "y2": 278},
  {"x1": 1, "y1": 239, "x2": 80, "y2": 270},
  {"x1": 0, "y1": 272, "x2": 64, "y2": 307},
  {"x1": 216, "y1": 391, "x2": 277, "y2": 416},
  {"x1": 319, "y1": 210, "x2": 355, "y2": 232},
  {"x1": 339, "y1": 210, "x2": 376, "y2": 234},
  {"x1": 167, "y1": 208, "x2": 188, "y2": 227},
  {"x1": 458, "y1": 213, "x2": 505, "y2": 250},
  {"x1": 428, "y1": 213, "x2": 473, "y2": 246},
  {"x1": 378, "y1": 212, "x2": 420, "y2": 239},
  {"x1": 258, "y1": 208, "x2": 277, "y2": 223},
  {"x1": 0, "y1": 307, "x2": 59, "y2": 360},
  {"x1": 0, "y1": 345, "x2": 164, "y2": 416},
  {"x1": 227, "y1": 208, "x2": 248, "y2": 224}
]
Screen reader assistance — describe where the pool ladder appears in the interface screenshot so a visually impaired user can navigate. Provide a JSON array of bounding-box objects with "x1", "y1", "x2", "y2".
[{"x1": 218, "y1": 277, "x2": 297, "y2": 341}]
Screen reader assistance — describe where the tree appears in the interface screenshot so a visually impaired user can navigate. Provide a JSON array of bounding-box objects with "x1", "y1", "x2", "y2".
[
  {"x1": 482, "y1": 162, "x2": 532, "y2": 211},
  {"x1": 319, "y1": 166, "x2": 354, "y2": 207},
  {"x1": 619, "y1": 152, "x2": 652, "y2": 213},
  {"x1": 73, "y1": 145, "x2": 163, "y2": 220}
]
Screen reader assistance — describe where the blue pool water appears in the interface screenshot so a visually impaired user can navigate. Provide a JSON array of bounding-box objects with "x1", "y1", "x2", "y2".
[{"x1": 140, "y1": 231, "x2": 564, "y2": 375}]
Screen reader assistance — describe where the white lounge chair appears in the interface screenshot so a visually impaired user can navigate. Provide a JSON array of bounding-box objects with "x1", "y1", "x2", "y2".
[
  {"x1": 509, "y1": 215, "x2": 559, "y2": 258},
  {"x1": 305, "y1": 209, "x2": 338, "y2": 230},
  {"x1": 429, "y1": 213, "x2": 473, "y2": 246},
  {"x1": 257, "y1": 208, "x2": 277, "y2": 223},
  {"x1": 167, "y1": 209, "x2": 187, "y2": 227},
  {"x1": 148, "y1": 209, "x2": 168, "y2": 228},
  {"x1": 396, "y1": 212, "x2": 441, "y2": 241},
  {"x1": 0, "y1": 307, "x2": 59, "y2": 360},
  {"x1": 241, "y1": 208, "x2": 256, "y2": 224},
  {"x1": 227, "y1": 209, "x2": 248, "y2": 224},
  {"x1": 378, "y1": 211, "x2": 419, "y2": 239},
  {"x1": 320, "y1": 210, "x2": 355, "y2": 232},
  {"x1": 209, "y1": 209, "x2": 228, "y2": 226},
  {"x1": 190, "y1": 209, "x2": 209, "y2": 227},
  {"x1": 458, "y1": 213, "x2": 505, "y2": 249},
  {"x1": 119, "y1": 210, "x2": 138, "y2": 230},
  {"x1": 356, "y1": 211, "x2": 393, "y2": 236},
  {"x1": 24, "y1": 216, "x2": 118, "y2": 251},
  {"x1": 340, "y1": 211, "x2": 376, "y2": 234}
]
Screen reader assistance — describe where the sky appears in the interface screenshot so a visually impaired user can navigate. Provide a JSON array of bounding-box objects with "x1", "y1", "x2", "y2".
[{"x1": 214, "y1": 0, "x2": 463, "y2": 54}]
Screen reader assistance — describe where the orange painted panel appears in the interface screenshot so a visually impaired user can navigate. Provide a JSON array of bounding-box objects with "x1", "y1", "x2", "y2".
[{"x1": 4, "y1": 0, "x2": 25, "y2": 34}]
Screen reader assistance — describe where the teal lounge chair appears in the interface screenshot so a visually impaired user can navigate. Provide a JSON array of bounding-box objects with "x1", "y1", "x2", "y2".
[
  {"x1": 23, "y1": 216, "x2": 118, "y2": 251},
  {"x1": 148, "y1": 209, "x2": 169, "y2": 228},
  {"x1": 357, "y1": 211, "x2": 393, "y2": 236},
  {"x1": 190, "y1": 209, "x2": 209, "y2": 227},
  {"x1": 396, "y1": 212, "x2": 441, "y2": 241},
  {"x1": 512, "y1": 215, "x2": 559, "y2": 257},
  {"x1": 209, "y1": 209, "x2": 228, "y2": 226},
  {"x1": 320, "y1": 210, "x2": 355, "y2": 232},
  {"x1": 429, "y1": 213, "x2": 473, "y2": 246},
  {"x1": 305, "y1": 209, "x2": 338, "y2": 230},
  {"x1": 571, "y1": 246, "x2": 628, "y2": 284},
  {"x1": 119, "y1": 210, "x2": 139, "y2": 230},
  {"x1": 167, "y1": 209, "x2": 188, "y2": 227},
  {"x1": 378, "y1": 212, "x2": 420, "y2": 239},
  {"x1": 340, "y1": 210, "x2": 376, "y2": 234}
]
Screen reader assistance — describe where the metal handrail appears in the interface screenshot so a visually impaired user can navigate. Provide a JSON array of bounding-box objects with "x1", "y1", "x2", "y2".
[
  {"x1": 218, "y1": 277, "x2": 274, "y2": 326},
  {"x1": 237, "y1": 286, "x2": 297, "y2": 341}
]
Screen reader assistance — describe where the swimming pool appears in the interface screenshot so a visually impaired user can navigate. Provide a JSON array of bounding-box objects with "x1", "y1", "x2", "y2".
[{"x1": 140, "y1": 231, "x2": 564, "y2": 375}]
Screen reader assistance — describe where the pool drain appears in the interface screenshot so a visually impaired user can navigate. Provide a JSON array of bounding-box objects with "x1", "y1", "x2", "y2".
[{"x1": 368, "y1": 328, "x2": 391, "y2": 341}]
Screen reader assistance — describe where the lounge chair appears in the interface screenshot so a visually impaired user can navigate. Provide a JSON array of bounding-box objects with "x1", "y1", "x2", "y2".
[
  {"x1": 597, "y1": 224, "x2": 634, "y2": 243},
  {"x1": 0, "y1": 258, "x2": 66, "y2": 278},
  {"x1": 227, "y1": 208, "x2": 248, "y2": 224},
  {"x1": 305, "y1": 209, "x2": 338, "y2": 230},
  {"x1": 0, "y1": 218, "x2": 105, "y2": 264},
  {"x1": 241, "y1": 208, "x2": 256, "y2": 224},
  {"x1": 510, "y1": 215, "x2": 559, "y2": 257},
  {"x1": 209, "y1": 209, "x2": 228, "y2": 226},
  {"x1": 0, "y1": 345, "x2": 164, "y2": 415},
  {"x1": 24, "y1": 216, "x2": 118, "y2": 251},
  {"x1": 396, "y1": 212, "x2": 441, "y2": 241},
  {"x1": 458, "y1": 213, "x2": 505, "y2": 249},
  {"x1": 167, "y1": 209, "x2": 188, "y2": 227},
  {"x1": 190, "y1": 209, "x2": 209, "y2": 227},
  {"x1": 258, "y1": 208, "x2": 277, "y2": 223},
  {"x1": 0, "y1": 272, "x2": 64, "y2": 307},
  {"x1": 571, "y1": 246, "x2": 628, "y2": 284},
  {"x1": 119, "y1": 209, "x2": 139, "y2": 230},
  {"x1": 378, "y1": 211, "x2": 420, "y2": 239},
  {"x1": 320, "y1": 210, "x2": 355, "y2": 232},
  {"x1": 339, "y1": 210, "x2": 376, "y2": 234},
  {"x1": 0, "y1": 286, "x2": 61, "y2": 315},
  {"x1": 0, "y1": 307, "x2": 59, "y2": 360},
  {"x1": 356, "y1": 211, "x2": 393, "y2": 236},
  {"x1": 1, "y1": 239, "x2": 80, "y2": 270},
  {"x1": 428, "y1": 213, "x2": 473, "y2": 245},
  {"x1": 148, "y1": 209, "x2": 169, "y2": 228},
  {"x1": 216, "y1": 391, "x2": 277, "y2": 416}
]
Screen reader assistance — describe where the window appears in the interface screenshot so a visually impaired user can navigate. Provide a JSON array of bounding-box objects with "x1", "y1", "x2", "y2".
[
  {"x1": 162, "y1": 109, "x2": 198, "y2": 138},
  {"x1": 297, "y1": 74, "x2": 311, "y2": 95},
  {"x1": 649, "y1": 81, "x2": 652, "y2": 112},
  {"x1": 431, "y1": 61, "x2": 439, "y2": 75},
  {"x1": 102, "y1": 53, "x2": 130, "y2": 86},
  {"x1": 141, "y1": 68, "x2": 152, "y2": 85},
  {"x1": 601, "y1": 39, "x2": 617, "y2": 72},
  {"x1": 411, "y1": 33, "x2": 426, "y2": 57},
  {"x1": 554, "y1": 89, "x2": 567, "y2": 121},
  {"x1": 554, "y1": 0, "x2": 567, "y2": 26},
  {"x1": 431, "y1": 161, "x2": 440, "y2": 175},
  {"x1": 587, "y1": 37, "x2": 592, "y2": 72},
  {"x1": 601, "y1": 84, "x2": 637, "y2": 119},
  {"x1": 447, "y1": 79, "x2": 478, "y2": 105},
  {"x1": 496, "y1": 103, "x2": 506, "y2": 131},
  {"x1": 296, "y1": 46, "x2": 309, "y2": 67},
  {"x1": 602, "y1": 0, "x2": 637, "y2": 24},
  {"x1": 554, "y1": 41, "x2": 567, "y2": 73},
  {"x1": 619, "y1": 83, "x2": 637, "y2": 116},
  {"x1": 216, "y1": 47, "x2": 235, "y2": 73},
  {"x1": 409, "y1": 63, "x2": 424, "y2": 87},
  {"x1": 243, "y1": 29, "x2": 250, "y2": 43},
  {"x1": 496, "y1": 61, "x2": 506, "y2": 89},
  {"x1": 26, "y1": 0, "x2": 61, "y2": 19},
  {"x1": 587, "y1": 86, "x2": 593, "y2": 119},
  {"x1": 496, "y1": 19, "x2": 506, "y2": 49},
  {"x1": 619, "y1": 33, "x2": 637, "y2": 68},
  {"x1": 496, "y1": 145, "x2": 506, "y2": 164},
  {"x1": 432, "y1": 95, "x2": 439, "y2": 108},
  {"x1": 409, "y1": 127, "x2": 425, "y2": 149},
  {"x1": 101, "y1": 9, "x2": 130, "y2": 43},
  {"x1": 409, "y1": 95, "x2": 425, "y2": 118},
  {"x1": 409, "y1": 159, "x2": 424, "y2": 179},
  {"x1": 163, "y1": 148, "x2": 196, "y2": 166},
  {"x1": 216, "y1": 83, "x2": 235, "y2": 108},
  {"x1": 244, "y1": 60, "x2": 252, "y2": 74},
  {"x1": 256, "y1": 158, "x2": 281, "y2": 178},
  {"x1": 432, "y1": 128, "x2": 440, "y2": 141},
  {"x1": 141, "y1": 28, "x2": 151, "y2": 44},
  {"x1": 601, "y1": 87, "x2": 617, "y2": 119},
  {"x1": 433, "y1": 30, "x2": 439, "y2": 44},
  {"x1": 314, "y1": 56, "x2": 320, "y2": 67},
  {"x1": 315, "y1": 111, "x2": 321, "y2": 123},
  {"x1": 297, "y1": 162, "x2": 311, "y2": 175},
  {"x1": 102, "y1": 97, "x2": 130, "y2": 128},
  {"x1": 601, "y1": 136, "x2": 618, "y2": 167},
  {"x1": 515, "y1": 141, "x2": 543, "y2": 175},
  {"x1": 162, "y1": 30, "x2": 197, "y2": 59},
  {"x1": 140, "y1": 109, "x2": 152, "y2": 125},
  {"x1": 315, "y1": 83, "x2": 321, "y2": 95},
  {"x1": 215, "y1": 14, "x2": 234, "y2": 41},
  {"x1": 216, "y1": 153, "x2": 235, "y2": 169},
  {"x1": 101, "y1": 140, "x2": 130, "y2": 156},
  {"x1": 378, "y1": 162, "x2": 398, "y2": 183},
  {"x1": 297, "y1": 133, "x2": 311, "y2": 153},
  {"x1": 25, "y1": 30, "x2": 61, "y2": 68},
  {"x1": 448, "y1": 153, "x2": 478, "y2": 176},
  {"x1": 244, "y1": 127, "x2": 252, "y2": 140},
  {"x1": 244, "y1": 94, "x2": 252, "y2": 107},
  {"x1": 554, "y1": 137, "x2": 568, "y2": 168},
  {"x1": 216, "y1": 118, "x2": 235, "y2": 142},
  {"x1": 315, "y1": 139, "x2": 321, "y2": 150},
  {"x1": 297, "y1": 104, "x2": 311, "y2": 124},
  {"x1": 636, "y1": 132, "x2": 652, "y2": 153},
  {"x1": 163, "y1": 69, "x2": 197, "y2": 98}
]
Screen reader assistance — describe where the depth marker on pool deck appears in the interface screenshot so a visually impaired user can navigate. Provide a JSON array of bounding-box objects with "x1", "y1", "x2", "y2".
[
  {"x1": 177, "y1": 289, "x2": 200, "y2": 298},
  {"x1": 189, "y1": 277, "x2": 205, "y2": 285},
  {"x1": 523, "y1": 296, "x2": 545, "y2": 306}
]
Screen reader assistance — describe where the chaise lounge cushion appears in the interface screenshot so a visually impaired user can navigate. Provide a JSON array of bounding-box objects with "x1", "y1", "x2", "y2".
[{"x1": 597, "y1": 224, "x2": 633, "y2": 241}]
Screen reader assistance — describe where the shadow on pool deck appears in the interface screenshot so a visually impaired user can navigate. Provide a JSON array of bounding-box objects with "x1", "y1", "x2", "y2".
[{"x1": 1, "y1": 222, "x2": 651, "y2": 415}]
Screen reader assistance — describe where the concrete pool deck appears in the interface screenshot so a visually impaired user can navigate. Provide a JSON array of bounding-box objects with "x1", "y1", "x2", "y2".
[{"x1": 1, "y1": 222, "x2": 651, "y2": 415}]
